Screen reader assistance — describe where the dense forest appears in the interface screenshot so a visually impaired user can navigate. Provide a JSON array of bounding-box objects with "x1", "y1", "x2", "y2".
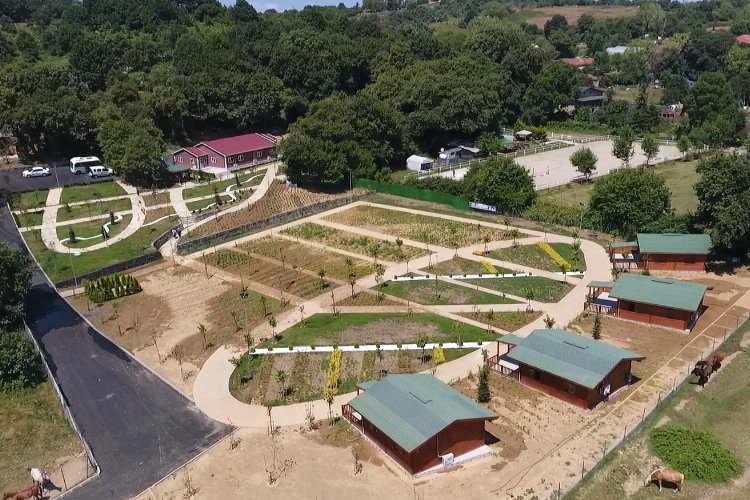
[{"x1": 0, "y1": 0, "x2": 749, "y2": 188}]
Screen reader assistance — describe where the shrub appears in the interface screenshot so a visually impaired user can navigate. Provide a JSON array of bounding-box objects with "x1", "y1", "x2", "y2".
[
  {"x1": 650, "y1": 424, "x2": 742, "y2": 482},
  {"x1": 324, "y1": 349, "x2": 342, "y2": 401},
  {"x1": 432, "y1": 346, "x2": 445, "y2": 365},
  {"x1": 84, "y1": 273, "x2": 142, "y2": 303},
  {"x1": 0, "y1": 333, "x2": 46, "y2": 390},
  {"x1": 537, "y1": 241, "x2": 571, "y2": 271}
]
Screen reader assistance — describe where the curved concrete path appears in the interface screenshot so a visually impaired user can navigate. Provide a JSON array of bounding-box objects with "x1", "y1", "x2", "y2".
[{"x1": 191, "y1": 201, "x2": 612, "y2": 426}]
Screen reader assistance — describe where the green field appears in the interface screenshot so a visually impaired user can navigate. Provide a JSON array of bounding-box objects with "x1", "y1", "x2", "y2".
[
  {"x1": 183, "y1": 169, "x2": 265, "y2": 199},
  {"x1": 376, "y1": 278, "x2": 518, "y2": 305},
  {"x1": 57, "y1": 197, "x2": 131, "y2": 222},
  {"x1": 57, "y1": 214, "x2": 133, "y2": 248},
  {"x1": 486, "y1": 243, "x2": 585, "y2": 272},
  {"x1": 570, "y1": 322, "x2": 750, "y2": 500},
  {"x1": 14, "y1": 210, "x2": 44, "y2": 227},
  {"x1": 266, "y1": 313, "x2": 496, "y2": 347},
  {"x1": 60, "y1": 181, "x2": 127, "y2": 203},
  {"x1": 0, "y1": 381, "x2": 81, "y2": 493},
  {"x1": 540, "y1": 160, "x2": 700, "y2": 215},
  {"x1": 463, "y1": 276, "x2": 573, "y2": 303},
  {"x1": 185, "y1": 194, "x2": 231, "y2": 213},
  {"x1": 24, "y1": 218, "x2": 174, "y2": 283},
  {"x1": 10, "y1": 189, "x2": 49, "y2": 210},
  {"x1": 612, "y1": 85, "x2": 663, "y2": 105}
]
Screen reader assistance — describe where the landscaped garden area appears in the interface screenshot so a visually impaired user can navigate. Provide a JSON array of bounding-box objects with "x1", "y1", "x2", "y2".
[
  {"x1": 282, "y1": 222, "x2": 427, "y2": 262},
  {"x1": 60, "y1": 181, "x2": 127, "y2": 203},
  {"x1": 14, "y1": 210, "x2": 43, "y2": 227},
  {"x1": 182, "y1": 168, "x2": 265, "y2": 199},
  {"x1": 324, "y1": 205, "x2": 516, "y2": 247},
  {"x1": 485, "y1": 242, "x2": 585, "y2": 272},
  {"x1": 375, "y1": 278, "x2": 519, "y2": 305},
  {"x1": 10, "y1": 189, "x2": 49, "y2": 211},
  {"x1": 56, "y1": 197, "x2": 131, "y2": 222},
  {"x1": 463, "y1": 275, "x2": 573, "y2": 303},
  {"x1": 57, "y1": 214, "x2": 133, "y2": 248},
  {"x1": 458, "y1": 310, "x2": 542, "y2": 332}
]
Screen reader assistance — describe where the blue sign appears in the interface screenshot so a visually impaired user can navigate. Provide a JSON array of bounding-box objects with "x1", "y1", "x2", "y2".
[{"x1": 470, "y1": 201, "x2": 497, "y2": 213}]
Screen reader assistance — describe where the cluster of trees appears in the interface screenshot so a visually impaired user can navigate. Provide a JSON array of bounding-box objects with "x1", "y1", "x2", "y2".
[{"x1": 83, "y1": 273, "x2": 142, "y2": 303}]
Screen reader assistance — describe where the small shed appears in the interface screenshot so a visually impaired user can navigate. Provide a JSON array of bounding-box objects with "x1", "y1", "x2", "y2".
[
  {"x1": 491, "y1": 329, "x2": 644, "y2": 409},
  {"x1": 515, "y1": 130, "x2": 533, "y2": 141},
  {"x1": 406, "y1": 154, "x2": 435, "y2": 172},
  {"x1": 606, "y1": 46, "x2": 628, "y2": 56},
  {"x1": 576, "y1": 86, "x2": 607, "y2": 107},
  {"x1": 342, "y1": 374, "x2": 497, "y2": 475},
  {"x1": 608, "y1": 233, "x2": 712, "y2": 272}
]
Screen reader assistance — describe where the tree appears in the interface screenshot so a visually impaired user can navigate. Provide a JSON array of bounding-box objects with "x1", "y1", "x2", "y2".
[
  {"x1": 463, "y1": 157, "x2": 536, "y2": 214},
  {"x1": 477, "y1": 353, "x2": 490, "y2": 403},
  {"x1": 276, "y1": 370, "x2": 287, "y2": 399},
  {"x1": 199, "y1": 323, "x2": 209, "y2": 350},
  {"x1": 522, "y1": 62, "x2": 583, "y2": 124},
  {"x1": 0, "y1": 332, "x2": 46, "y2": 390},
  {"x1": 268, "y1": 316, "x2": 278, "y2": 338},
  {"x1": 641, "y1": 134, "x2": 660, "y2": 167},
  {"x1": 97, "y1": 117, "x2": 170, "y2": 188},
  {"x1": 569, "y1": 147, "x2": 598, "y2": 181},
  {"x1": 0, "y1": 243, "x2": 33, "y2": 332},
  {"x1": 243, "y1": 333, "x2": 253, "y2": 354},
  {"x1": 592, "y1": 313, "x2": 602, "y2": 340},
  {"x1": 543, "y1": 314, "x2": 556, "y2": 329},
  {"x1": 677, "y1": 136, "x2": 691, "y2": 160},
  {"x1": 684, "y1": 72, "x2": 745, "y2": 145},
  {"x1": 317, "y1": 268, "x2": 326, "y2": 289},
  {"x1": 476, "y1": 132, "x2": 507, "y2": 155},
  {"x1": 589, "y1": 168, "x2": 671, "y2": 236},
  {"x1": 612, "y1": 130, "x2": 635, "y2": 168},
  {"x1": 416, "y1": 333, "x2": 428, "y2": 364},
  {"x1": 524, "y1": 288, "x2": 535, "y2": 309},
  {"x1": 660, "y1": 72, "x2": 688, "y2": 105}
]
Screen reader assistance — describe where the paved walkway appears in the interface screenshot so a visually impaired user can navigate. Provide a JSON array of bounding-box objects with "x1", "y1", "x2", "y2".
[{"x1": 190, "y1": 201, "x2": 613, "y2": 426}]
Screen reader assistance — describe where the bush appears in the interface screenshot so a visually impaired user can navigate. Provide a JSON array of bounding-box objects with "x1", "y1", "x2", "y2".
[
  {"x1": 0, "y1": 333, "x2": 46, "y2": 391},
  {"x1": 650, "y1": 424, "x2": 742, "y2": 482},
  {"x1": 84, "y1": 273, "x2": 142, "y2": 303}
]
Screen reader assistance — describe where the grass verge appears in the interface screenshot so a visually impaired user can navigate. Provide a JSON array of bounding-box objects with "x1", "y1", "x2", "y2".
[
  {"x1": 57, "y1": 214, "x2": 133, "y2": 249},
  {"x1": 61, "y1": 181, "x2": 127, "y2": 203},
  {"x1": 376, "y1": 279, "x2": 519, "y2": 305},
  {"x1": 56, "y1": 198, "x2": 131, "y2": 222},
  {"x1": 463, "y1": 276, "x2": 573, "y2": 303}
]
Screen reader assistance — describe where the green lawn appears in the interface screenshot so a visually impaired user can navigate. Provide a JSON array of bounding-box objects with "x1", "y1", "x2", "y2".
[
  {"x1": 266, "y1": 313, "x2": 497, "y2": 347},
  {"x1": 539, "y1": 160, "x2": 700, "y2": 215},
  {"x1": 485, "y1": 243, "x2": 585, "y2": 272},
  {"x1": 463, "y1": 276, "x2": 573, "y2": 303},
  {"x1": 60, "y1": 181, "x2": 127, "y2": 203},
  {"x1": 376, "y1": 279, "x2": 519, "y2": 305},
  {"x1": 0, "y1": 381, "x2": 81, "y2": 493},
  {"x1": 459, "y1": 310, "x2": 542, "y2": 332},
  {"x1": 10, "y1": 189, "x2": 49, "y2": 210},
  {"x1": 24, "y1": 217, "x2": 175, "y2": 283},
  {"x1": 57, "y1": 198, "x2": 132, "y2": 223},
  {"x1": 612, "y1": 85, "x2": 663, "y2": 105},
  {"x1": 14, "y1": 210, "x2": 44, "y2": 227},
  {"x1": 57, "y1": 214, "x2": 133, "y2": 248},
  {"x1": 186, "y1": 195, "x2": 230, "y2": 213},
  {"x1": 549, "y1": 243, "x2": 586, "y2": 271},
  {"x1": 183, "y1": 169, "x2": 265, "y2": 199}
]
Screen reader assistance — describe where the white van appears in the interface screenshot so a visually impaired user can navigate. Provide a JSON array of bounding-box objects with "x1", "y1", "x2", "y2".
[
  {"x1": 70, "y1": 156, "x2": 103, "y2": 174},
  {"x1": 89, "y1": 166, "x2": 112, "y2": 178}
]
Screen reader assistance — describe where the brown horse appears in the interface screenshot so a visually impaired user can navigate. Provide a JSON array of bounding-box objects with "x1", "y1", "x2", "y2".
[
  {"x1": 645, "y1": 468, "x2": 684, "y2": 492},
  {"x1": 2, "y1": 485, "x2": 41, "y2": 500},
  {"x1": 693, "y1": 360, "x2": 713, "y2": 387},
  {"x1": 711, "y1": 352, "x2": 726, "y2": 372}
]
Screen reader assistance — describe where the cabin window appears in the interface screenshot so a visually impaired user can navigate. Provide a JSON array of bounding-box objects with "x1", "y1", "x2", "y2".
[
  {"x1": 190, "y1": 157, "x2": 194, "y2": 166},
  {"x1": 238, "y1": 155, "x2": 244, "y2": 161},
  {"x1": 529, "y1": 368, "x2": 541, "y2": 381},
  {"x1": 564, "y1": 381, "x2": 576, "y2": 395},
  {"x1": 625, "y1": 302, "x2": 636, "y2": 312},
  {"x1": 256, "y1": 151, "x2": 263, "y2": 158},
  {"x1": 665, "y1": 309, "x2": 675, "y2": 319},
  {"x1": 177, "y1": 156, "x2": 182, "y2": 163},
  {"x1": 211, "y1": 157, "x2": 216, "y2": 164}
]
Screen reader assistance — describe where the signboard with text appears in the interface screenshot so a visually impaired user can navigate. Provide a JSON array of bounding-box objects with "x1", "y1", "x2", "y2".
[{"x1": 469, "y1": 201, "x2": 497, "y2": 213}]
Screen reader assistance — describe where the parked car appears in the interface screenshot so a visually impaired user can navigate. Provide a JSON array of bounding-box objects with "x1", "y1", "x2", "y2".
[
  {"x1": 89, "y1": 166, "x2": 113, "y2": 178},
  {"x1": 22, "y1": 166, "x2": 50, "y2": 178}
]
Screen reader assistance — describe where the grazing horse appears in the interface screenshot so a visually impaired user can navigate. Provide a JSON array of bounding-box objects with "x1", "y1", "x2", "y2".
[
  {"x1": 2, "y1": 485, "x2": 41, "y2": 500},
  {"x1": 27, "y1": 469, "x2": 47, "y2": 493},
  {"x1": 693, "y1": 360, "x2": 713, "y2": 387},
  {"x1": 711, "y1": 352, "x2": 726, "y2": 372},
  {"x1": 645, "y1": 468, "x2": 684, "y2": 492}
]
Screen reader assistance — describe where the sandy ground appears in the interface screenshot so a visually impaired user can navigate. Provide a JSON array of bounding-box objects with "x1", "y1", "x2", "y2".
[{"x1": 438, "y1": 141, "x2": 682, "y2": 190}]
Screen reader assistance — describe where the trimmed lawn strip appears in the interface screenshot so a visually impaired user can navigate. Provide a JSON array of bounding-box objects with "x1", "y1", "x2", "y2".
[
  {"x1": 376, "y1": 279, "x2": 519, "y2": 305},
  {"x1": 57, "y1": 214, "x2": 133, "y2": 249},
  {"x1": 549, "y1": 242, "x2": 586, "y2": 271},
  {"x1": 458, "y1": 310, "x2": 542, "y2": 332},
  {"x1": 185, "y1": 195, "x2": 231, "y2": 213},
  {"x1": 183, "y1": 169, "x2": 265, "y2": 199},
  {"x1": 11, "y1": 189, "x2": 49, "y2": 210},
  {"x1": 23, "y1": 218, "x2": 175, "y2": 283},
  {"x1": 0, "y1": 380, "x2": 82, "y2": 493},
  {"x1": 57, "y1": 197, "x2": 131, "y2": 222},
  {"x1": 266, "y1": 313, "x2": 496, "y2": 347},
  {"x1": 463, "y1": 276, "x2": 573, "y2": 303},
  {"x1": 14, "y1": 210, "x2": 44, "y2": 227},
  {"x1": 486, "y1": 244, "x2": 560, "y2": 272},
  {"x1": 144, "y1": 207, "x2": 177, "y2": 224},
  {"x1": 60, "y1": 181, "x2": 127, "y2": 203},
  {"x1": 282, "y1": 222, "x2": 426, "y2": 262},
  {"x1": 423, "y1": 256, "x2": 515, "y2": 276}
]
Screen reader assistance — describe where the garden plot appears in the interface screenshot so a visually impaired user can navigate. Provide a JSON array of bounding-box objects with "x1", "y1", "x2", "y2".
[
  {"x1": 282, "y1": 222, "x2": 426, "y2": 262},
  {"x1": 60, "y1": 181, "x2": 126, "y2": 203},
  {"x1": 336, "y1": 291, "x2": 401, "y2": 306},
  {"x1": 57, "y1": 213, "x2": 132, "y2": 248},
  {"x1": 463, "y1": 276, "x2": 573, "y2": 303},
  {"x1": 183, "y1": 169, "x2": 266, "y2": 199},
  {"x1": 10, "y1": 189, "x2": 48, "y2": 210},
  {"x1": 459, "y1": 310, "x2": 542, "y2": 332},
  {"x1": 324, "y1": 205, "x2": 515, "y2": 247},
  {"x1": 201, "y1": 249, "x2": 333, "y2": 298},
  {"x1": 144, "y1": 206, "x2": 176, "y2": 224},
  {"x1": 56, "y1": 197, "x2": 131, "y2": 222},
  {"x1": 375, "y1": 279, "x2": 519, "y2": 305},
  {"x1": 421, "y1": 256, "x2": 511, "y2": 276},
  {"x1": 486, "y1": 242, "x2": 586, "y2": 272},
  {"x1": 240, "y1": 236, "x2": 375, "y2": 281},
  {"x1": 186, "y1": 180, "x2": 357, "y2": 239},
  {"x1": 14, "y1": 210, "x2": 43, "y2": 227},
  {"x1": 141, "y1": 191, "x2": 170, "y2": 207}
]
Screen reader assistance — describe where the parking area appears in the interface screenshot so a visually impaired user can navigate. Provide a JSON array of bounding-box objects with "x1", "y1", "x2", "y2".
[{"x1": 1, "y1": 162, "x2": 111, "y2": 193}]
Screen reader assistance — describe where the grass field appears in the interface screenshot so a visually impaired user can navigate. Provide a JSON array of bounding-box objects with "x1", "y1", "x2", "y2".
[
  {"x1": 0, "y1": 381, "x2": 81, "y2": 493},
  {"x1": 282, "y1": 222, "x2": 427, "y2": 262},
  {"x1": 183, "y1": 169, "x2": 265, "y2": 199},
  {"x1": 11, "y1": 189, "x2": 48, "y2": 210},
  {"x1": 463, "y1": 276, "x2": 573, "y2": 303},
  {"x1": 267, "y1": 313, "x2": 496, "y2": 347},
  {"x1": 14, "y1": 210, "x2": 43, "y2": 227},
  {"x1": 421, "y1": 257, "x2": 511, "y2": 276},
  {"x1": 540, "y1": 160, "x2": 700, "y2": 215},
  {"x1": 569, "y1": 323, "x2": 750, "y2": 500},
  {"x1": 486, "y1": 243, "x2": 585, "y2": 272},
  {"x1": 60, "y1": 181, "x2": 127, "y2": 203},
  {"x1": 525, "y1": 5, "x2": 638, "y2": 28},
  {"x1": 24, "y1": 218, "x2": 174, "y2": 283},
  {"x1": 376, "y1": 278, "x2": 518, "y2": 305},
  {"x1": 612, "y1": 85, "x2": 663, "y2": 105},
  {"x1": 56, "y1": 214, "x2": 133, "y2": 248},
  {"x1": 56, "y1": 197, "x2": 131, "y2": 222},
  {"x1": 458, "y1": 310, "x2": 542, "y2": 332},
  {"x1": 185, "y1": 194, "x2": 231, "y2": 213}
]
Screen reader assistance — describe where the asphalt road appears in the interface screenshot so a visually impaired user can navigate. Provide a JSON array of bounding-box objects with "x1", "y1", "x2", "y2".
[
  {"x1": 1, "y1": 162, "x2": 111, "y2": 193},
  {"x1": 0, "y1": 205, "x2": 230, "y2": 499}
]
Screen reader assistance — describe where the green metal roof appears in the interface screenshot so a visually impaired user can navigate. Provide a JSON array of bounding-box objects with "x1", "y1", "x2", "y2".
[
  {"x1": 507, "y1": 329, "x2": 644, "y2": 390},
  {"x1": 588, "y1": 281, "x2": 615, "y2": 288},
  {"x1": 348, "y1": 374, "x2": 496, "y2": 453},
  {"x1": 636, "y1": 233, "x2": 712, "y2": 254},
  {"x1": 609, "y1": 273, "x2": 707, "y2": 312},
  {"x1": 167, "y1": 164, "x2": 191, "y2": 173},
  {"x1": 499, "y1": 334, "x2": 524, "y2": 345},
  {"x1": 610, "y1": 241, "x2": 637, "y2": 249}
]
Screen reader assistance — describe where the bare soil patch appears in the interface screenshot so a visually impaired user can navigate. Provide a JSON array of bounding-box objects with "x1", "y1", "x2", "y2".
[
  {"x1": 141, "y1": 191, "x2": 170, "y2": 207},
  {"x1": 144, "y1": 206, "x2": 176, "y2": 224},
  {"x1": 459, "y1": 310, "x2": 542, "y2": 332},
  {"x1": 527, "y1": 6, "x2": 638, "y2": 28},
  {"x1": 336, "y1": 291, "x2": 401, "y2": 306}
]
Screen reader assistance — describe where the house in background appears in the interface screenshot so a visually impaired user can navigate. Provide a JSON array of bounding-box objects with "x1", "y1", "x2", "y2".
[
  {"x1": 437, "y1": 144, "x2": 482, "y2": 166},
  {"x1": 608, "y1": 233, "x2": 712, "y2": 272},
  {"x1": 489, "y1": 329, "x2": 644, "y2": 409},
  {"x1": 660, "y1": 103, "x2": 684, "y2": 122},
  {"x1": 605, "y1": 45, "x2": 628, "y2": 56},
  {"x1": 559, "y1": 57, "x2": 594, "y2": 69},
  {"x1": 576, "y1": 86, "x2": 607, "y2": 107},
  {"x1": 406, "y1": 154, "x2": 435, "y2": 172},
  {"x1": 736, "y1": 34, "x2": 750, "y2": 45},
  {"x1": 585, "y1": 274, "x2": 709, "y2": 331},
  {"x1": 342, "y1": 374, "x2": 497, "y2": 475},
  {"x1": 172, "y1": 133, "x2": 277, "y2": 172}
]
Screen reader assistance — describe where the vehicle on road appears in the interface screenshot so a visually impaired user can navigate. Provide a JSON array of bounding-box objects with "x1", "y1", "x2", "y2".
[
  {"x1": 22, "y1": 166, "x2": 50, "y2": 178},
  {"x1": 70, "y1": 156, "x2": 103, "y2": 174},
  {"x1": 89, "y1": 166, "x2": 113, "y2": 178}
]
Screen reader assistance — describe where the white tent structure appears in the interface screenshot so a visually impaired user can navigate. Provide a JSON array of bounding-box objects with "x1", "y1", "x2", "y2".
[{"x1": 406, "y1": 154, "x2": 435, "y2": 172}]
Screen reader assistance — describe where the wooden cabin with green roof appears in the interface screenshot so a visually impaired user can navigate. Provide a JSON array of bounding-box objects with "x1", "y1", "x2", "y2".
[
  {"x1": 490, "y1": 329, "x2": 644, "y2": 409},
  {"x1": 586, "y1": 273, "x2": 708, "y2": 331},
  {"x1": 608, "y1": 233, "x2": 712, "y2": 272},
  {"x1": 341, "y1": 374, "x2": 497, "y2": 475}
]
